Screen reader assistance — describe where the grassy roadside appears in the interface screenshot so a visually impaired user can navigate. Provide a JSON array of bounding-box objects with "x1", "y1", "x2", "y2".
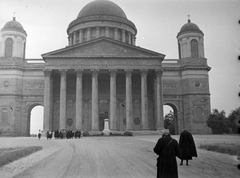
[
  {"x1": 199, "y1": 143, "x2": 240, "y2": 156},
  {"x1": 0, "y1": 146, "x2": 42, "y2": 167}
]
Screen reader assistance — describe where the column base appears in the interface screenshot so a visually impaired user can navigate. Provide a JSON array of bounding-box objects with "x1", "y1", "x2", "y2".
[
  {"x1": 158, "y1": 128, "x2": 169, "y2": 135},
  {"x1": 102, "y1": 129, "x2": 111, "y2": 136},
  {"x1": 90, "y1": 131, "x2": 102, "y2": 135}
]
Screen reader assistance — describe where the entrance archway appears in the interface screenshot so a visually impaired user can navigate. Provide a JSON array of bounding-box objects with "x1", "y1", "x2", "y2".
[
  {"x1": 163, "y1": 104, "x2": 178, "y2": 135},
  {"x1": 29, "y1": 105, "x2": 44, "y2": 136}
]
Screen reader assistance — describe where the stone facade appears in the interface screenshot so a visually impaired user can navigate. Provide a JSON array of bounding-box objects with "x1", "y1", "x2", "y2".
[{"x1": 0, "y1": 1, "x2": 211, "y2": 136}]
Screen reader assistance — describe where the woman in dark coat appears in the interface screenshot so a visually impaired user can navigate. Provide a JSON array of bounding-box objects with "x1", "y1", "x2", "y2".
[
  {"x1": 178, "y1": 129, "x2": 197, "y2": 166},
  {"x1": 154, "y1": 132, "x2": 179, "y2": 178}
]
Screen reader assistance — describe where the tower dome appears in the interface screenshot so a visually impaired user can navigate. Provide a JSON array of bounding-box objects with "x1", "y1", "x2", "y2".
[
  {"x1": 1, "y1": 17, "x2": 27, "y2": 35},
  {"x1": 177, "y1": 18, "x2": 205, "y2": 59},
  {"x1": 77, "y1": 0, "x2": 127, "y2": 19},
  {"x1": 0, "y1": 17, "x2": 27, "y2": 58},
  {"x1": 177, "y1": 19, "x2": 203, "y2": 37},
  {"x1": 67, "y1": 0, "x2": 137, "y2": 46}
]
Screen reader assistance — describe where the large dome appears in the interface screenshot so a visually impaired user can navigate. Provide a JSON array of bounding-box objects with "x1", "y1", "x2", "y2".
[
  {"x1": 177, "y1": 19, "x2": 203, "y2": 37},
  {"x1": 67, "y1": 0, "x2": 137, "y2": 46},
  {"x1": 1, "y1": 17, "x2": 27, "y2": 35},
  {"x1": 77, "y1": 0, "x2": 127, "y2": 19}
]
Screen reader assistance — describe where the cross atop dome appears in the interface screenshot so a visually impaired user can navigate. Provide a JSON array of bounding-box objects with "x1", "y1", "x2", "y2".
[{"x1": 188, "y1": 14, "x2": 191, "y2": 23}]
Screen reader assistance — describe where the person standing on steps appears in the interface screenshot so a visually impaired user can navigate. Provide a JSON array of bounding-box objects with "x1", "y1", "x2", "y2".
[
  {"x1": 154, "y1": 132, "x2": 180, "y2": 178},
  {"x1": 178, "y1": 129, "x2": 198, "y2": 166}
]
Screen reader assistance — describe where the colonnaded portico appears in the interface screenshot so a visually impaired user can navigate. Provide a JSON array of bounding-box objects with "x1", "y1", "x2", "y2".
[
  {"x1": 42, "y1": 53, "x2": 165, "y2": 133},
  {"x1": 0, "y1": 0, "x2": 211, "y2": 136}
]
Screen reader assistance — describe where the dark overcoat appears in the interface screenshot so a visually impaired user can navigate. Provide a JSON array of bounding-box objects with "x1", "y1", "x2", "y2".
[
  {"x1": 154, "y1": 135, "x2": 179, "y2": 178},
  {"x1": 178, "y1": 130, "x2": 197, "y2": 160}
]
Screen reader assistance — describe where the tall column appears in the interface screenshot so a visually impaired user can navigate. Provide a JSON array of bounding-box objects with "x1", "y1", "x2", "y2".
[
  {"x1": 73, "y1": 31, "x2": 77, "y2": 45},
  {"x1": 122, "y1": 29, "x2": 126, "y2": 43},
  {"x1": 105, "y1": 27, "x2": 109, "y2": 38},
  {"x1": 76, "y1": 69, "x2": 83, "y2": 130},
  {"x1": 59, "y1": 70, "x2": 67, "y2": 130},
  {"x1": 125, "y1": 69, "x2": 133, "y2": 130},
  {"x1": 110, "y1": 70, "x2": 117, "y2": 130},
  {"x1": 156, "y1": 69, "x2": 164, "y2": 130},
  {"x1": 69, "y1": 34, "x2": 73, "y2": 46},
  {"x1": 128, "y1": 32, "x2": 132, "y2": 44},
  {"x1": 79, "y1": 29, "x2": 83, "y2": 43},
  {"x1": 87, "y1": 28, "x2": 91, "y2": 41},
  {"x1": 43, "y1": 69, "x2": 51, "y2": 130},
  {"x1": 91, "y1": 69, "x2": 99, "y2": 131},
  {"x1": 133, "y1": 36, "x2": 136, "y2": 46},
  {"x1": 96, "y1": 27, "x2": 100, "y2": 38},
  {"x1": 68, "y1": 36, "x2": 70, "y2": 46},
  {"x1": 114, "y1": 28, "x2": 118, "y2": 40},
  {"x1": 141, "y1": 69, "x2": 148, "y2": 130}
]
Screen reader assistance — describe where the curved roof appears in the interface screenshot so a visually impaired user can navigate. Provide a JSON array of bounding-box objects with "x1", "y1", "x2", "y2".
[
  {"x1": 1, "y1": 17, "x2": 27, "y2": 35},
  {"x1": 177, "y1": 19, "x2": 203, "y2": 37},
  {"x1": 77, "y1": 0, "x2": 127, "y2": 19}
]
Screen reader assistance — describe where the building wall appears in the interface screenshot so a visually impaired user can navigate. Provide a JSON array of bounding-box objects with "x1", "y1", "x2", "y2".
[{"x1": 0, "y1": 60, "x2": 211, "y2": 135}]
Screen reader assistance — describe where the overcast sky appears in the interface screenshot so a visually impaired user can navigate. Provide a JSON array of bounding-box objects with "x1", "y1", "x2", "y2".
[{"x1": 0, "y1": 0, "x2": 239, "y2": 134}]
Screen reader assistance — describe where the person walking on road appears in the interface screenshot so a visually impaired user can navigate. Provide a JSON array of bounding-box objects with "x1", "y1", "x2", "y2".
[
  {"x1": 38, "y1": 129, "x2": 42, "y2": 140},
  {"x1": 178, "y1": 129, "x2": 197, "y2": 166},
  {"x1": 154, "y1": 132, "x2": 180, "y2": 178}
]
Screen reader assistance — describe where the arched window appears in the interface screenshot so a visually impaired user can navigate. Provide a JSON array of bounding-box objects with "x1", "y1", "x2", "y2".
[
  {"x1": 5, "y1": 38, "x2": 13, "y2": 57},
  {"x1": 191, "y1": 39, "x2": 198, "y2": 58}
]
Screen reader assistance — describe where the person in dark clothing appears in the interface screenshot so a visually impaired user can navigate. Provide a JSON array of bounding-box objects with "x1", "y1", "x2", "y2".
[
  {"x1": 178, "y1": 129, "x2": 197, "y2": 166},
  {"x1": 38, "y1": 129, "x2": 42, "y2": 140},
  {"x1": 154, "y1": 132, "x2": 179, "y2": 178}
]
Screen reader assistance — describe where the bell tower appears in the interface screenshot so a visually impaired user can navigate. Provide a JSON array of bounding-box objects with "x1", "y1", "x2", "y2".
[
  {"x1": 177, "y1": 16, "x2": 211, "y2": 133},
  {"x1": 0, "y1": 16, "x2": 27, "y2": 136},
  {"x1": 0, "y1": 16, "x2": 27, "y2": 58}
]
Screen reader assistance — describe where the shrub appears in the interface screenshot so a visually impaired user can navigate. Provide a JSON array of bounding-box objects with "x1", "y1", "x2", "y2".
[
  {"x1": 82, "y1": 131, "x2": 89, "y2": 136},
  {"x1": 123, "y1": 131, "x2": 133, "y2": 136}
]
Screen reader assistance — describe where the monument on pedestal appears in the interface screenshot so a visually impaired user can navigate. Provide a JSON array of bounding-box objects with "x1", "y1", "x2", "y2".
[{"x1": 103, "y1": 118, "x2": 111, "y2": 135}]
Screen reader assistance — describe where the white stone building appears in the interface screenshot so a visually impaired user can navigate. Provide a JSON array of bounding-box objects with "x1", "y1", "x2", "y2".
[{"x1": 0, "y1": 0, "x2": 211, "y2": 136}]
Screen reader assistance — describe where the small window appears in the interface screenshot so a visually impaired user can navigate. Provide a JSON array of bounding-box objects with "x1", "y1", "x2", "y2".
[
  {"x1": 191, "y1": 39, "x2": 198, "y2": 58},
  {"x1": 5, "y1": 38, "x2": 13, "y2": 57}
]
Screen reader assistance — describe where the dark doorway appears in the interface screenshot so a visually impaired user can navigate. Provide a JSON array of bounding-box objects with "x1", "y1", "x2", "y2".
[{"x1": 99, "y1": 114, "x2": 104, "y2": 131}]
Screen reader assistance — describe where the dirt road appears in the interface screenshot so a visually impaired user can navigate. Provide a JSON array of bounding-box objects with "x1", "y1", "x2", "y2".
[{"x1": 0, "y1": 135, "x2": 239, "y2": 178}]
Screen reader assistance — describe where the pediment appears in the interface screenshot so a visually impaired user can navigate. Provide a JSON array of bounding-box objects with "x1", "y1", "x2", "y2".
[{"x1": 42, "y1": 38, "x2": 165, "y2": 58}]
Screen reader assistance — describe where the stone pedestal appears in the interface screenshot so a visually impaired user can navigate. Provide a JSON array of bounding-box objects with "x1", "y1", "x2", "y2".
[{"x1": 102, "y1": 118, "x2": 111, "y2": 135}]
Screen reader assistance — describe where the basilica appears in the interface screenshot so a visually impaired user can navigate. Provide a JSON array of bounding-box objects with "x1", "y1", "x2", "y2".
[{"x1": 0, "y1": 0, "x2": 211, "y2": 136}]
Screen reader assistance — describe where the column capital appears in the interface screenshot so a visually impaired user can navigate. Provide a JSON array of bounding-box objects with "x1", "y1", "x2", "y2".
[
  {"x1": 125, "y1": 69, "x2": 133, "y2": 77},
  {"x1": 73, "y1": 31, "x2": 77, "y2": 34},
  {"x1": 79, "y1": 29, "x2": 83, "y2": 32},
  {"x1": 44, "y1": 69, "x2": 52, "y2": 77},
  {"x1": 91, "y1": 69, "x2": 99, "y2": 77},
  {"x1": 105, "y1": 27, "x2": 109, "y2": 30},
  {"x1": 109, "y1": 69, "x2": 117, "y2": 77},
  {"x1": 155, "y1": 69, "x2": 163, "y2": 76},
  {"x1": 87, "y1": 27, "x2": 91, "y2": 31},
  {"x1": 141, "y1": 69, "x2": 148, "y2": 77},
  {"x1": 75, "y1": 69, "x2": 83, "y2": 77},
  {"x1": 96, "y1": 27, "x2": 100, "y2": 30},
  {"x1": 60, "y1": 69, "x2": 67, "y2": 77}
]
